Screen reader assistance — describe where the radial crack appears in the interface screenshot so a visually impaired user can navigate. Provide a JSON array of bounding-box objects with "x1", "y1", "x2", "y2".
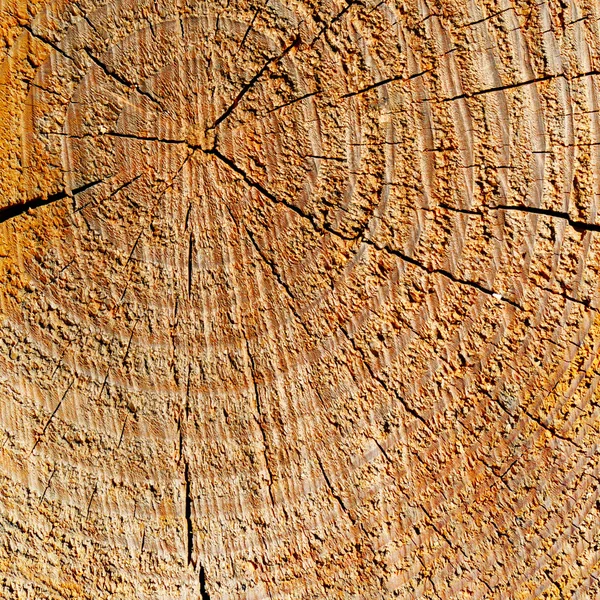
[
  {"x1": 23, "y1": 24, "x2": 74, "y2": 61},
  {"x1": 0, "y1": 180, "x2": 103, "y2": 225},
  {"x1": 30, "y1": 380, "x2": 74, "y2": 454},
  {"x1": 492, "y1": 204, "x2": 600, "y2": 233},
  {"x1": 184, "y1": 459, "x2": 195, "y2": 566},
  {"x1": 84, "y1": 48, "x2": 166, "y2": 111},
  {"x1": 208, "y1": 147, "x2": 354, "y2": 241},
  {"x1": 364, "y1": 240, "x2": 521, "y2": 308},
  {"x1": 265, "y1": 91, "x2": 321, "y2": 114},
  {"x1": 210, "y1": 35, "x2": 300, "y2": 130},
  {"x1": 315, "y1": 451, "x2": 355, "y2": 524},
  {"x1": 342, "y1": 68, "x2": 432, "y2": 99},
  {"x1": 199, "y1": 564, "x2": 211, "y2": 600},
  {"x1": 339, "y1": 326, "x2": 433, "y2": 432},
  {"x1": 245, "y1": 227, "x2": 311, "y2": 337},
  {"x1": 242, "y1": 332, "x2": 276, "y2": 507}
]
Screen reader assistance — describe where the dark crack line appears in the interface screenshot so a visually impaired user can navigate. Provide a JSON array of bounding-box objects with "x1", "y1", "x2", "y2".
[
  {"x1": 85, "y1": 483, "x2": 98, "y2": 520},
  {"x1": 436, "y1": 71, "x2": 600, "y2": 103},
  {"x1": 522, "y1": 408, "x2": 578, "y2": 445},
  {"x1": 242, "y1": 333, "x2": 276, "y2": 507},
  {"x1": 459, "y1": 7, "x2": 513, "y2": 29},
  {"x1": 421, "y1": 505, "x2": 466, "y2": 558},
  {"x1": 245, "y1": 227, "x2": 311, "y2": 337},
  {"x1": 363, "y1": 240, "x2": 521, "y2": 308},
  {"x1": 23, "y1": 24, "x2": 74, "y2": 61},
  {"x1": 439, "y1": 74, "x2": 560, "y2": 102},
  {"x1": 199, "y1": 564, "x2": 211, "y2": 600},
  {"x1": 339, "y1": 326, "x2": 433, "y2": 433},
  {"x1": 55, "y1": 131, "x2": 185, "y2": 145},
  {"x1": 315, "y1": 451, "x2": 355, "y2": 525},
  {"x1": 208, "y1": 147, "x2": 354, "y2": 240},
  {"x1": 536, "y1": 284, "x2": 597, "y2": 312},
  {"x1": 239, "y1": 1, "x2": 268, "y2": 51},
  {"x1": 436, "y1": 202, "x2": 483, "y2": 216},
  {"x1": 342, "y1": 68, "x2": 433, "y2": 99},
  {"x1": 265, "y1": 90, "x2": 321, "y2": 114},
  {"x1": 73, "y1": 173, "x2": 142, "y2": 214},
  {"x1": 139, "y1": 527, "x2": 146, "y2": 563},
  {"x1": 369, "y1": 436, "x2": 392, "y2": 465},
  {"x1": 0, "y1": 180, "x2": 103, "y2": 225},
  {"x1": 492, "y1": 204, "x2": 600, "y2": 233},
  {"x1": 121, "y1": 319, "x2": 139, "y2": 364},
  {"x1": 305, "y1": 154, "x2": 346, "y2": 162},
  {"x1": 311, "y1": 0, "x2": 359, "y2": 45},
  {"x1": 184, "y1": 459, "x2": 195, "y2": 566},
  {"x1": 117, "y1": 416, "x2": 128, "y2": 450},
  {"x1": 188, "y1": 232, "x2": 194, "y2": 298},
  {"x1": 210, "y1": 35, "x2": 300, "y2": 130},
  {"x1": 30, "y1": 379, "x2": 74, "y2": 455},
  {"x1": 123, "y1": 149, "x2": 195, "y2": 269},
  {"x1": 84, "y1": 48, "x2": 166, "y2": 111},
  {"x1": 39, "y1": 466, "x2": 57, "y2": 506}
]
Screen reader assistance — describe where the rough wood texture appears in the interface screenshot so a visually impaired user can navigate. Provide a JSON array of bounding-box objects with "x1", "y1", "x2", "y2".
[{"x1": 2, "y1": 0, "x2": 600, "y2": 598}]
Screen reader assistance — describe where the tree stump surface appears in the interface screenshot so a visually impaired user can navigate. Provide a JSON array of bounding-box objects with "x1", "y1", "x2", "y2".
[{"x1": 1, "y1": 0, "x2": 600, "y2": 598}]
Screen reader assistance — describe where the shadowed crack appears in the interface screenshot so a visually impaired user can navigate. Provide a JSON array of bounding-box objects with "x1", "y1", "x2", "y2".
[
  {"x1": 206, "y1": 146, "x2": 356, "y2": 241},
  {"x1": 85, "y1": 483, "x2": 98, "y2": 520},
  {"x1": 342, "y1": 68, "x2": 433, "y2": 99},
  {"x1": 492, "y1": 204, "x2": 600, "y2": 233},
  {"x1": 338, "y1": 326, "x2": 433, "y2": 432},
  {"x1": 199, "y1": 564, "x2": 211, "y2": 600},
  {"x1": 53, "y1": 131, "x2": 185, "y2": 144},
  {"x1": 266, "y1": 90, "x2": 321, "y2": 114},
  {"x1": 23, "y1": 24, "x2": 74, "y2": 61},
  {"x1": 245, "y1": 227, "x2": 311, "y2": 337},
  {"x1": 73, "y1": 174, "x2": 142, "y2": 214},
  {"x1": 363, "y1": 240, "x2": 521, "y2": 308},
  {"x1": 315, "y1": 451, "x2": 355, "y2": 524},
  {"x1": 210, "y1": 35, "x2": 301, "y2": 130},
  {"x1": 311, "y1": 0, "x2": 359, "y2": 45},
  {"x1": 38, "y1": 466, "x2": 57, "y2": 506},
  {"x1": 0, "y1": 180, "x2": 103, "y2": 225},
  {"x1": 184, "y1": 459, "x2": 195, "y2": 566},
  {"x1": 84, "y1": 48, "x2": 166, "y2": 111},
  {"x1": 437, "y1": 70, "x2": 600, "y2": 103}
]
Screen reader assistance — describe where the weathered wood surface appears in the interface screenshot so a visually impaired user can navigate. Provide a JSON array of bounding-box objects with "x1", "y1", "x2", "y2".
[{"x1": 1, "y1": 0, "x2": 600, "y2": 597}]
